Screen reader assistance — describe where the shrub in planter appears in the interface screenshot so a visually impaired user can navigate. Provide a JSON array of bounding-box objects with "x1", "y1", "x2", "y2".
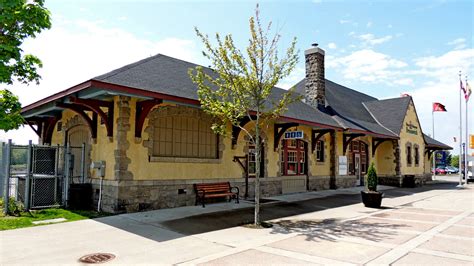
[{"x1": 361, "y1": 162, "x2": 383, "y2": 208}]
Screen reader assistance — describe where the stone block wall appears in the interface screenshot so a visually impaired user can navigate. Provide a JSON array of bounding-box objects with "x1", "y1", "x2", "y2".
[
  {"x1": 379, "y1": 175, "x2": 402, "y2": 187},
  {"x1": 335, "y1": 176, "x2": 357, "y2": 188},
  {"x1": 308, "y1": 176, "x2": 331, "y2": 191},
  {"x1": 91, "y1": 177, "x2": 284, "y2": 213}
]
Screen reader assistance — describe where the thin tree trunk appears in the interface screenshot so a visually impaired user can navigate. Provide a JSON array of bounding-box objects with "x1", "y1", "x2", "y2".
[{"x1": 254, "y1": 111, "x2": 261, "y2": 226}]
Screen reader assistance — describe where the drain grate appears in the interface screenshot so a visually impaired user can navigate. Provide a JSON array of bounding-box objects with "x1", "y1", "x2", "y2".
[{"x1": 79, "y1": 253, "x2": 115, "y2": 264}]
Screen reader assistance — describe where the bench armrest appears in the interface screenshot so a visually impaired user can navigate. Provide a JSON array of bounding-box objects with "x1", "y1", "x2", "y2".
[
  {"x1": 196, "y1": 189, "x2": 205, "y2": 197},
  {"x1": 230, "y1": 186, "x2": 239, "y2": 195}
]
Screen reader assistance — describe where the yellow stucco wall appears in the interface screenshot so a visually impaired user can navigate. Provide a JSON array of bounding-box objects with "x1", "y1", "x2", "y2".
[
  {"x1": 375, "y1": 141, "x2": 396, "y2": 176},
  {"x1": 424, "y1": 153, "x2": 432, "y2": 174},
  {"x1": 399, "y1": 100, "x2": 425, "y2": 175},
  {"x1": 49, "y1": 97, "x2": 119, "y2": 180},
  {"x1": 48, "y1": 95, "x2": 431, "y2": 182}
]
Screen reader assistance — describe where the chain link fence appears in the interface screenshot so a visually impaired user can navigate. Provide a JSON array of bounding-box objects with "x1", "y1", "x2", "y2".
[{"x1": 1, "y1": 141, "x2": 86, "y2": 213}]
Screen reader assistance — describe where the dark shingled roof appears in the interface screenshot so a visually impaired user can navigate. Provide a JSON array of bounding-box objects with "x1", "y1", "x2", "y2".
[
  {"x1": 364, "y1": 97, "x2": 411, "y2": 135},
  {"x1": 94, "y1": 54, "x2": 341, "y2": 128},
  {"x1": 424, "y1": 134, "x2": 452, "y2": 149},
  {"x1": 295, "y1": 78, "x2": 397, "y2": 137}
]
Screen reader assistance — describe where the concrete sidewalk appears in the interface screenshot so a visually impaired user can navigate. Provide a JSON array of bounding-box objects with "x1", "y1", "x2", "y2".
[{"x1": 1, "y1": 181, "x2": 472, "y2": 265}]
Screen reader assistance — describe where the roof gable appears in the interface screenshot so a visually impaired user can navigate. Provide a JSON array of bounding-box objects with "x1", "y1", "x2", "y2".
[{"x1": 364, "y1": 96, "x2": 411, "y2": 135}]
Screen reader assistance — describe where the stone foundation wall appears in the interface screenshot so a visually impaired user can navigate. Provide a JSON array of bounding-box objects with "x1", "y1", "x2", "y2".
[
  {"x1": 422, "y1": 173, "x2": 432, "y2": 183},
  {"x1": 335, "y1": 176, "x2": 357, "y2": 188},
  {"x1": 379, "y1": 175, "x2": 402, "y2": 187},
  {"x1": 90, "y1": 177, "x2": 283, "y2": 213},
  {"x1": 378, "y1": 175, "x2": 427, "y2": 188},
  {"x1": 308, "y1": 176, "x2": 331, "y2": 191}
]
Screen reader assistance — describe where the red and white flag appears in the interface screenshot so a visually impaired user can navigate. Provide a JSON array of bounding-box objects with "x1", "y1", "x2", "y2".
[
  {"x1": 432, "y1": 102, "x2": 447, "y2": 112},
  {"x1": 465, "y1": 81, "x2": 472, "y2": 101}
]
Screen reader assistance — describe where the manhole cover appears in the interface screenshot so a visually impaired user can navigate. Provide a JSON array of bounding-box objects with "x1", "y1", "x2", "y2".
[{"x1": 78, "y1": 253, "x2": 115, "y2": 264}]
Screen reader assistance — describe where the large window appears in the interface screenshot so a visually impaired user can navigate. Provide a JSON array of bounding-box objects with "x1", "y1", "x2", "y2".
[
  {"x1": 347, "y1": 140, "x2": 368, "y2": 175},
  {"x1": 414, "y1": 145, "x2": 419, "y2": 166},
  {"x1": 281, "y1": 139, "x2": 306, "y2": 176},
  {"x1": 152, "y1": 116, "x2": 218, "y2": 158},
  {"x1": 316, "y1": 140, "x2": 324, "y2": 162},
  {"x1": 406, "y1": 144, "x2": 412, "y2": 166}
]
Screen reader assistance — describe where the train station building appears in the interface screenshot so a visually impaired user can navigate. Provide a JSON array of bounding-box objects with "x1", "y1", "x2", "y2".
[{"x1": 21, "y1": 45, "x2": 451, "y2": 212}]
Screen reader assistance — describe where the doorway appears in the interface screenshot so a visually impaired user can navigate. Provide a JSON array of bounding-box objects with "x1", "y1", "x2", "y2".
[{"x1": 66, "y1": 125, "x2": 91, "y2": 183}]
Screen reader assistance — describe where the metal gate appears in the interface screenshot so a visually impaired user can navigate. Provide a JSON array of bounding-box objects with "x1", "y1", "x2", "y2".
[{"x1": 1, "y1": 140, "x2": 86, "y2": 213}]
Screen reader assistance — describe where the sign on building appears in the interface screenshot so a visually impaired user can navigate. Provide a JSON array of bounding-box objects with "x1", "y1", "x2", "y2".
[
  {"x1": 284, "y1": 131, "x2": 304, "y2": 139},
  {"x1": 435, "y1": 151, "x2": 447, "y2": 167},
  {"x1": 405, "y1": 121, "x2": 418, "y2": 135},
  {"x1": 338, "y1": 156, "x2": 347, "y2": 175}
]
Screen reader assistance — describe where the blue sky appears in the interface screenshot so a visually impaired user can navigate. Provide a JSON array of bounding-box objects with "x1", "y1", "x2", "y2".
[{"x1": 2, "y1": 0, "x2": 473, "y2": 154}]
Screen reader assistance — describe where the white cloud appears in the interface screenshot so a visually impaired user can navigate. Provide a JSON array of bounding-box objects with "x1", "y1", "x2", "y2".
[
  {"x1": 327, "y1": 42, "x2": 337, "y2": 49},
  {"x1": 327, "y1": 49, "x2": 407, "y2": 84},
  {"x1": 366, "y1": 21, "x2": 373, "y2": 28},
  {"x1": 357, "y1": 33, "x2": 393, "y2": 46},
  {"x1": 447, "y1": 38, "x2": 467, "y2": 50},
  {"x1": 339, "y1": 19, "x2": 351, "y2": 24},
  {"x1": 1, "y1": 16, "x2": 200, "y2": 144},
  {"x1": 403, "y1": 49, "x2": 473, "y2": 154},
  {"x1": 277, "y1": 66, "x2": 305, "y2": 90}
]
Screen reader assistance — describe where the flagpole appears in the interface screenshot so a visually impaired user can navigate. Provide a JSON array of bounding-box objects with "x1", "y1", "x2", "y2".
[
  {"x1": 432, "y1": 107, "x2": 436, "y2": 179},
  {"x1": 465, "y1": 76, "x2": 469, "y2": 185},
  {"x1": 458, "y1": 71, "x2": 463, "y2": 187}
]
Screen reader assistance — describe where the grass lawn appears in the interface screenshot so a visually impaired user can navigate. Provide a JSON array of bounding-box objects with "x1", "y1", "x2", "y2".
[{"x1": 0, "y1": 208, "x2": 111, "y2": 231}]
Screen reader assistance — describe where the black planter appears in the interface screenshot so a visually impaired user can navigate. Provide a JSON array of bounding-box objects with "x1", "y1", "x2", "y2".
[{"x1": 361, "y1": 191, "x2": 383, "y2": 208}]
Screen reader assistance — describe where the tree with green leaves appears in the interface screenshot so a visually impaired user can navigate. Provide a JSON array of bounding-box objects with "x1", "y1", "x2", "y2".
[
  {"x1": 0, "y1": 0, "x2": 51, "y2": 131},
  {"x1": 451, "y1": 155, "x2": 459, "y2": 168},
  {"x1": 189, "y1": 5, "x2": 299, "y2": 226}
]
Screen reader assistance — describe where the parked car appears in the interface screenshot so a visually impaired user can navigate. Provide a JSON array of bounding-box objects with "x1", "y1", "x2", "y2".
[
  {"x1": 444, "y1": 166, "x2": 459, "y2": 174},
  {"x1": 432, "y1": 167, "x2": 446, "y2": 175}
]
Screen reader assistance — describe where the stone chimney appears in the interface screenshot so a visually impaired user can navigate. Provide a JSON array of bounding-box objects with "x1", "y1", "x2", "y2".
[{"x1": 305, "y1": 43, "x2": 326, "y2": 108}]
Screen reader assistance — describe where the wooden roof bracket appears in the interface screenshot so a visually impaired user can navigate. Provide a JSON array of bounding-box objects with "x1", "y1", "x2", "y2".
[
  {"x1": 42, "y1": 115, "x2": 61, "y2": 145},
  {"x1": 25, "y1": 116, "x2": 61, "y2": 145},
  {"x1": 372, "y1": 138, "x2": 391, "y2": 157},
  {"x1": 231, "y1": 116, "x2": 255, "y2": 149},
  {"x1": 135, "y1": 99, "x2": 163, "y2": 138},
  {"x1": 311, "y1": 129, "x2": 333, "y2": 152},
  {"x1": 69, "y1": 97, "x2": 114, "y2": 137},
  {"x1": 273, "y1": 122, "x2": 299, "y2": 151},
  {"x1": 25, "y1": 119, "x2": 42, "y2": 138},
  {"x1": 56, "y1": 102, "x2": 97, "y2": 139},
  {"x1": 343, "y1": 133, "x2": 365, "y2": 154}
]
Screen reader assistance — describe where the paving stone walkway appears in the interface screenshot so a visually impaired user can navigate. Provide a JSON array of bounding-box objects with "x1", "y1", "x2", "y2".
[{"x1": 1, "y1": 181, "x2": 472, "y2": 265}]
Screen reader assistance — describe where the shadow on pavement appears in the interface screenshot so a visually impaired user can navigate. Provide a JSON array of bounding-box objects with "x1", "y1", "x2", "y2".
[
  {"x1": 97, "y1": 182, "x2": 458, "y2": 243},
  {"x1": 271, "y1": 218, "x2": 406, "y2": 243}
]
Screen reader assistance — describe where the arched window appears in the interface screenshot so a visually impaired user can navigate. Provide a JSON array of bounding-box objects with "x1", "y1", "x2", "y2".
[
  {"x1": 414, "y1": 144, "x2": 419, "y2": 166},
  {"x1": 406, "y1": 142, "x2": 412, "y2": 166},
  {"x1": 152, "y1": 115, "x2": 218, "y2": 158}
]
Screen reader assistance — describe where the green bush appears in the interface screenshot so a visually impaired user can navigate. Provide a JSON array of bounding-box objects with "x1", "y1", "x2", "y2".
[
  {"x1": 366, "y1": 162, "x2": 378, "y2": 191},
  {"x1": 6, "y1": 197, "x2": 24, "y2": 216}
]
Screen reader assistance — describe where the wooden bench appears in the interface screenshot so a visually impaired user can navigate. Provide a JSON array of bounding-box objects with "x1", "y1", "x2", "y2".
[{"x1": 194, "y1": 182, "x2": 239, "y2": 207}]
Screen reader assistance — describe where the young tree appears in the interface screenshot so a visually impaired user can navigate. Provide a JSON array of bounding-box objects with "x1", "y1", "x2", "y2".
[
  {"x1": 189, "y1": 5, "x2": 299, "y2": 226},
  {"x1": 0, "y1": 0, "x2": 51, "y2": 131}
]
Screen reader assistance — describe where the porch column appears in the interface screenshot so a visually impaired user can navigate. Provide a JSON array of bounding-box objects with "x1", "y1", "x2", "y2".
[{"x1": 114, "y1": 96, "x2": 133, "y2": 180}]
